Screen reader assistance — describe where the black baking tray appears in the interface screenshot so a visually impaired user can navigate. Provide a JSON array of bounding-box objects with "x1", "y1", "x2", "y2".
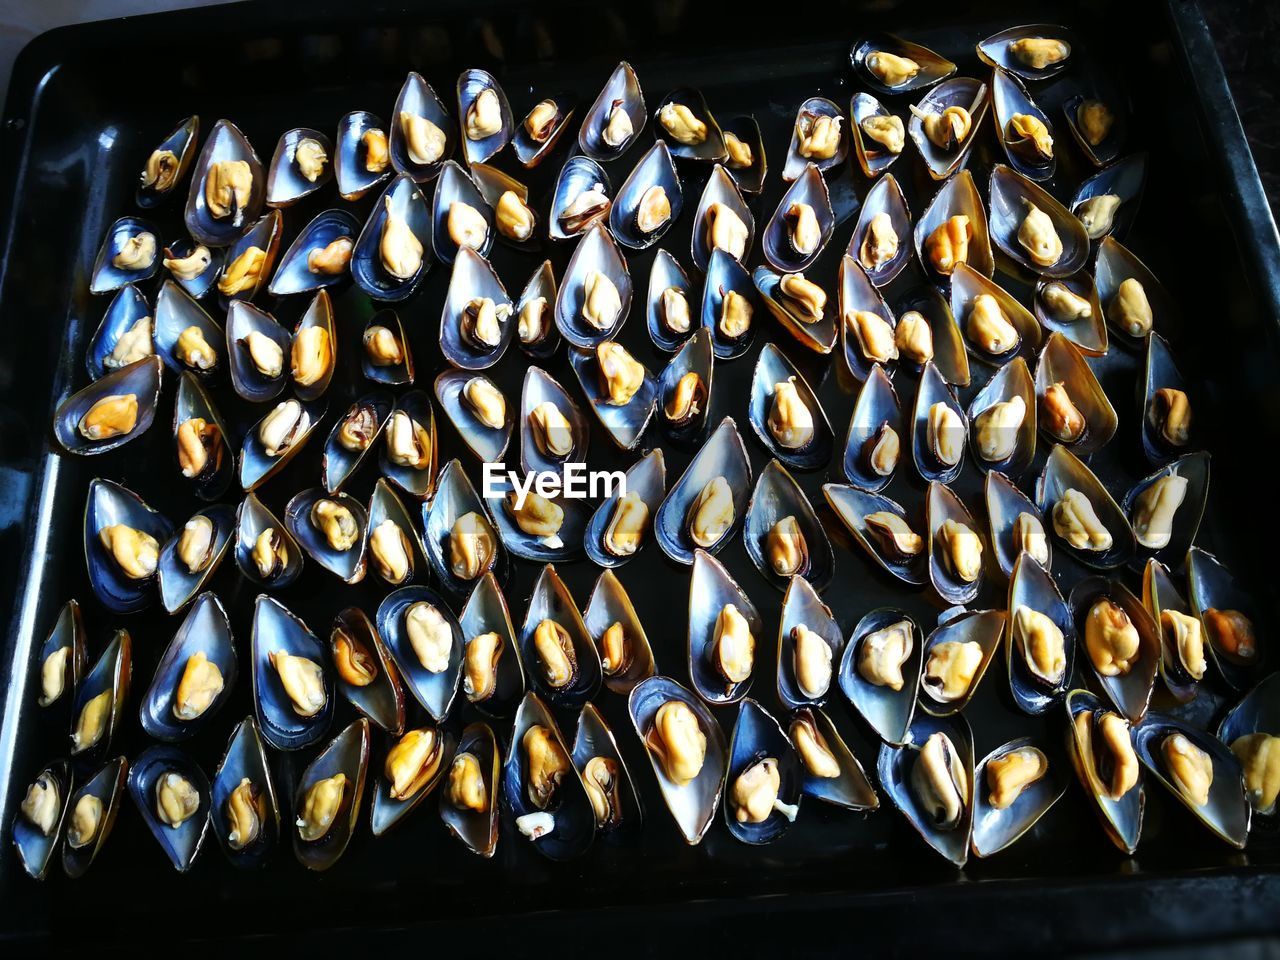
[{"x1": 1, "y1": 0, "x2": 1278, "y2": 951}]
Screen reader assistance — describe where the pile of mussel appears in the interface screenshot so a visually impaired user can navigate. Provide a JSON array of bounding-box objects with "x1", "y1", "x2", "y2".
[{"x1": 16, "y1": 23, "x2": 1277, "y2": 881}]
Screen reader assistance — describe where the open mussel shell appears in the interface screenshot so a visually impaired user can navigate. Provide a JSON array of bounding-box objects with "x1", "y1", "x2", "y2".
[
  {"x1": 1035, "y1": 334, "x2": 1116, "y2": 455},
  {"x1": 776, "y1": 576, "x2": 842, "y2": 709},
  {"x1": 849, "y1": 173, "x2": 911, "y2": 286},
  {"x1": 285, "y1": 488, "x2": 368, "y2": 584},
  {"x1": 687, "y1": 549, "x2": 763, "y2": 705},
  {"x1": 1187, "y1": 547, "x2": 1264, "y2": 690},
  {"x1": 293, "y1": 718, "x2": 371, "y2": 870},
  {"x1": 852, "y1": 34, "x2": 957, "y2": 95},
  {"x1": 458, "y1": 571, "x2": 525, "y2": 717},
  {"x1": 225, "y1": 301, "x2": 287, "y2": 402},
  {"x1": 162, "y1": 236, "x2": 223, "y2": 300},
  {"x1": 251, "y1": 594, "x2": 334, "y2": 751},
  {"x1": 86, "y1": 285, "x2": 151, "y2": 381},
  {"x1": 513, "y1": 92, "x2": 576, "y2": 168},
  {"x1": 1095, "y1": 235, "x2": 1177, "y2": 348},
  {"x1": 878, "y1": 713, "x2": 975, "y2": 867},
  {"x1": 141, "y1": 593, "x2": 235, "y2": 741},
  {"x1": 439, "y1": 721, "x2": 501, "y2": 856},
  {"x1": 568, "y1": 344, "x2": 657, "y2": 451},
  {"x1": 1141, "y1": 332, "x2": 1193, "y2": 465},
  {"x1": 911, "y1": 361, "x2": 968, "y2": 484},
  {"x1": 781, "y1": 97, "x2": 848, "y2": 182},
  {"x1": 137, "y1": 115, "x2": 199, "y2": 207},
  {"x1": 503, "y1": 692, "x2": 596, "y2": 860},
  {"x1": 724, "y1": 699, "x2": 802, "y2": 845},
  {"x1": 701, "y1": 248, "x2": 760, "y2": 360},
  {"x1": 234, "y1": 492, "x2": 303, "y2": 589},
  {"x1": 519, "y1": 366, "x2": 588, "y2": 474},
  {"x1": 36, "y1": 600, "x2": 86, "y2": 711},
  {"x1": 1072, "y1": 153, "x2": 1146, "y2": 241},
  {"x1": 1217, "y1": 673, "x2": 1280, "y2": 805},
  {"x1": 1006, "y1": 552, "x2": 1075, "y2": 714},
  {"x1": 1069, "y1": 578, "x2": 1159, "y2": 723},
  {"x1": 210, "y1": 716, "x2": 279, "y2": 869},
  {"x1": 967, "y1": 357, "x2": 1037, "y2": 477},
  {"x1": 158, "y1": 504, "x2": 234, "y2": 614},
  {"x1": 850, "y1": 93, "x2": 903, "y2": 179},
  {"x1": 722, "y1": 115, "x2": 767, "y2": 195},
  {"x1": 793, "y1": 707, "x2": 880, "y2": 811},
  {"x1": 439, "y1": 247, "x2": 514, "y2": 369},
  {"x1": 926, "y1": 483, "x2": 987, "y2": 607},
  {"x1": 155, "y1": 278, "x2": 223, "y2": 374},
  {"x1": 173, "y1": 372, "x2": 233, "y2": 499},
  {"x1": 762, "y1": 163, "x2": 834, "y2": 273},
  {"x1": 362, "y1": 308, "x2": 414, "y2": 386},
  {"x1": 421, "y1": 458, "x2": 502, "y2": 596},
  {"x1": 518, "y1": 564, "x2": 602, "y2": 708},
  {"x1": 331, "y1": 606, "x2": 405, "y2": 735},
  {"x1": 548, "y1": 155, "x2": 611, "y2": 241},
  {"x1": 68, "y1": 630, "x2": 130, "y2": 769},
  {"x1": 950, "y1": 263, "x2": 1043, "y2": 367},
  {"x1": 747, "y1": 344, "x2": 833, "y2": 470},
  {"x1": 335, "y1": 110, "x2": 392, "y2": 200},
  {"x1": 390, "y1": 73, "x2": 455, "y2": 182},
  {"x1": 655, "y1": 417, "x2": 751, "y2": 564},
  {"x1": 514, "y1": 259, "x2": 560, "y2": 360},
  {"x1": 907, "y1": 78, "x2": 989, "y2": 181},
  {"x1": 978, "y1": 24, "x2": 1074, "y2": 79},
  {"x1": 1035, "y1": 444, "x2": 1137, "y2": 569},
  {"x1": 1063, "y1": 86, "x2": 1128, "y2": 168},
  {"x1": 985, "y1": 469, "x2": 1052, "y2": 578},
  {"x1": 988, "y1": 164, "x2": 1088, "y2": 277},
  {"x1": 352, "y1": 174, "x2": 432, "y2": 302},
  {"x1": 435, "y1": 369, "x2": 512, "y2": 462},
  {"x1": 824, "y1": 484, "x2": 928, "y2": 586},
  {"x1": 585, "y1": 449, "x2": 665, "y2": 569},
  {"x1": 578, "y1": 60, "x2": 646, "y2": 161},
  {"x1": 370, "y1": 726, "x2": 455, "y2": 837},
  {"x1": 184, "y1": 118, "x2": 264, "y2": 246},
  {"x1": 1133, "y1": 714, "x2": 1250, "y2": 848},
  {"x1": 919, "y1": 609, "x2": 1007, "y2": 716},
  {"x1": 487, "y1": 477, "x2": 589, "y2": 563},
  {"x1": 470, "y1": 163, "x2": 539, "y2": 252},
  {"x1": 842, "y1": 364, "x2": 902, "y2": 492},
  {"x1": 214, "y1": 210, "x2": 283, "y2": 307},
  {"x1": 1033, "y1": 273, "x2": 1107, "y2": 356},
  {"x1": 647, "y1": 248, "x2": 697, "y2": 353},
  {"x1": 127, "y1": 746, "x2": 210, "y2": 872},
  {"x1": 1123, "y1": 453, "x2": 1210, "y2": 562},
  {"x1": 894, "y1": 286, "x2": 971, "y2": 386},
  {"x1": 628, "y1": 675, "x2": 728, "y2": 844},
  {"x1": 653, "y1": 87, "x2": 725, "y2": 162},
  {"x1": 971, "y1": 736, "x2": 1068, "y2": 858},
  {"x1": 84, "y1": 479, "x2": 172, "y2": 613},
  {"x1": 365, "y1": 478, "x2": 429, "y2": 587},
  {"x1": 1064, "y1": 688, "x2": 1145, "y2": 853},
  {"x1": 991, "y1": 67, "x2": 1057, "y2": 181},
  {"x1": 583, "y1": 569, "x2": 657, "y2": 696},
  {"x1": 610, "y1": 141, "x2": 682, "y2": 250},
  {"x1": 657, "y1": 328, "x2": 714, "y2": 446},
  {"x1": 914, "y1": 169, "x2": 994, "y2": 282},
  {"x1": 1143, "y1": 559, "x2": 1200, "y2": 703},
  {"x1": 268, "y1": 209, "x2": 359, "y2": 297},
  {"x1": 457, "y1": 68, "x2": 513, "y2": 165},
  {"x1": 378, "y1": 390, "x2": 437, "y2": 499},
  {"x1": 755, "y1": 265, "x2": 837, "y2": 355},
  {"x1": 555, "y1": 223, "x2": 632, "y2": 347},
  {"x1": 743, "y1": 461, "x2": 834, "y2": 592},
  {"x1": 12, "y1": 759, "x2": 71, "y2": 879},
  {"x1": 61, "y1": 756, "x2": 126, "y2": 878},
  {"x1": 322, "y1": 392, "x2": 394, "y2": 493},
  {"x1": 90, "y1": 216, "x2": 161, "y2": 295},
  {"x1": 691, "y1": 164, "x2": 754, "y2": 272},
  {"x1": 54, "y1": 356, "x2": 162, "y2": 455},
  {"x1": 573, "y1": 701, "x2": 645, "y2": 839},
  {"x1": 266, "y1": 127, "x2": 333, "y2": 207}
]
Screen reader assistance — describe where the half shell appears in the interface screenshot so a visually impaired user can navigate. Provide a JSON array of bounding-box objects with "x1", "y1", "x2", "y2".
[
  {"x1": 654, "y1": 417, "x2": 751, "y2": 564},
  {"x1": 140, "y1": 592, "x2": 236, "y2": 741},
  {"x1": 126, "y1": 746, "x2": 210, "y2": 872}
]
